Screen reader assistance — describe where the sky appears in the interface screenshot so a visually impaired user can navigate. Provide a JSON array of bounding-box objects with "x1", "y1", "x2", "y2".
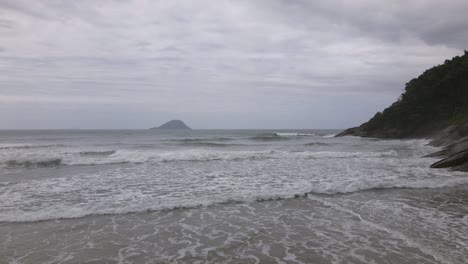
[{"x1": 0, "y1": 0, "x2": 467, "y2": 129}]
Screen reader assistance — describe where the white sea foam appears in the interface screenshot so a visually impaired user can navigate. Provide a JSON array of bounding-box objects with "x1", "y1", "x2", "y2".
[
  {"x1": 1, "y1": 157, "x2": 466, "y2": 223},
  {"x1": 1, "y1": 131, "x2": 466, "y2": 263},
  {"x1": 0, "y1": 144, "x2": 67, "y2": 150},
  {"x1": 274, "y1": 132, "x2": 316, "y2": 137},
  {"x1": 2, "y1": 178, "x2": 467, "y2": 223},
  {"x1": 0, "y1": 149, "x2": 395, "y2": 168},
  {"x1": 1, "y1": 133, "x2": 466, "y2": 224},
  {"x1": 0, "y1": 145, "x2": 412, "y2": 168}
]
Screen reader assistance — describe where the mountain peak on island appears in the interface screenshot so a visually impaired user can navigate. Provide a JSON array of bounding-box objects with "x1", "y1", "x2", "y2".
[{"x1": 151, "y1": 120, "x2": 191, "y2": 129}]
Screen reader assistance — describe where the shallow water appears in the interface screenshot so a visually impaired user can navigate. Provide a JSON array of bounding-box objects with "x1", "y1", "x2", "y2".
[{"x1": 0, "y1": 130, "x2": 467, "y2": 263}]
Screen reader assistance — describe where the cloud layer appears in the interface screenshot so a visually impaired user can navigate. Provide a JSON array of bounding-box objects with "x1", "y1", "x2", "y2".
[{"x1": 0, "y1": 0, "x2": 466, "y2": 128}]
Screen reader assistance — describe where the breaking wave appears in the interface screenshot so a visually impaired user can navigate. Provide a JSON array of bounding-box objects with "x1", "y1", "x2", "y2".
[
  {"x1": 248, "y1": 135, "x2": 291, "y2": 141},
  {"x1": 79, "y1": 151, "x2": 116, "y2": 156},
  {"x1": 4, "y1": 158, "x2": 62, "y2": 168},
  {"x1": 0, "y1": 149, "x2": 404, "y2": 169},
  {"x1": 165, "y1": 137, "x2": 234, "y2": 143},
  {"x1": 179, "y1": 142, "x2": 245, "y2": 148},
  {"x1": 303, "y1": 142, "x2": 336, "y2": 146},
  {"x1": 0, "y1": 144, "x2": 67, "y2": 150},
  {"x1": 2, "y1": 134, "x2": 463, "y2": 224},
  {"x1": 274, "y1": 132, "x2": 316, "y2": 137},
  {"x1": 2, "y1": 176, "x2": 468, "y2": 223},
  {"x1": 247, "y1": 132, "x2": 320, "y2": 141}
]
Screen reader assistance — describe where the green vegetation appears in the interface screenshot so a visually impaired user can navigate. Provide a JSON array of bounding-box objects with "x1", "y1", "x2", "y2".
[{"x1": 357, "y1": 51, "x2": 468, "y2": 138}]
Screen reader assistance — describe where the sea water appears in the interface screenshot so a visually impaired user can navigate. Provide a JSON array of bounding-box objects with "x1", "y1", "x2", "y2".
[{"x1": 0, "y1": 130, "x2": 467, "y2": 263}]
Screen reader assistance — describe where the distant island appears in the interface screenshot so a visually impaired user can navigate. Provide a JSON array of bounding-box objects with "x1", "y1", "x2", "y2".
[
  {"x1": 151, "y1": 120, "x2": 192, "y2": 130},
  {"x1": 337, "y1": 51, "x2": 468, "y2": 171}
]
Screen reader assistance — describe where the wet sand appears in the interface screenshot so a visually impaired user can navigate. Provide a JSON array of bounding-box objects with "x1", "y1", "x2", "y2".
[{"x1": 2, "y1": 186, "x2": 467, "y2": 264}]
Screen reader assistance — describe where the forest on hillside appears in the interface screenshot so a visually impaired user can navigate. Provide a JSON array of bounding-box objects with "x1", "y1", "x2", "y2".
[{"x1": 357, "y1": 51, "x2": 468, "y2": 138}]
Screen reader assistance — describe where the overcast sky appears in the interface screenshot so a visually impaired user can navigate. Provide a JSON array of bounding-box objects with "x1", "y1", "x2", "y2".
[{"x1": 0, "y1": 0, "x2": 467, "y2": 129}]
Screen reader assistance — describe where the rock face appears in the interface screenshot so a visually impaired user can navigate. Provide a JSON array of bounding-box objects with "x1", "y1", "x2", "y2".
[
  {"x1": 337, "y1": 121, "x2": 468, "y2": 172},
  {"x1": 430, "y1": 150, "x2": 468, "y2": 169},
  {"x1": 151, "y1": 120, "x2": 191, "y2": 130},
  {"x1": 427, "y1": 122, "x2": 468, "y2": 171}
]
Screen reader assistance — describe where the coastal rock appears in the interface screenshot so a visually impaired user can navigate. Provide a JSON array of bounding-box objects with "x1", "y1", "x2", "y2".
[
  {"x1": 423, "y1": 150, "x2": 448, "y2": 158},
  {"x1": 151, "y1": 120, "x2": 191, "y2": 130},
  {"x1": 427, "y1": 121, "x2": 468, "y2": 171},
  {"x1": 430, "y1": 150, "x2": 468, "y2": 169},
  {"x1": 430, "y1": 123, "x2": 468, "y2": 147}
]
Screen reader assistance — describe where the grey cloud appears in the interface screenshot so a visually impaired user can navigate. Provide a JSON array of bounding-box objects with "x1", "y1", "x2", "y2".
[
  {"x1": 251, "y1": 0, "x2": 468, "y2": 49},
  {"x1": 158, "y1": 46, "x2": 187, "y2": 55},
  {"x1": 420, "y1": 22, "x2": 468, "y2": 49},
  {"x1": 194, "y1": 43, "x2": 227, "y2": 52},
  {"x1": 0, "y1": 0, "x2": 465, "y2": 129},
  {"x1": 0, "y1": 0, "x2": 76, "y2": 22},
  {"x1": 0, "y1": 18, "x2": 15, "y2": 29}
]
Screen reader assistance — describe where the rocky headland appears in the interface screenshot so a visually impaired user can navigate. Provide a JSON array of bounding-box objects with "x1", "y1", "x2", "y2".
[{"x1": 337, "y1": 51, "x2": 468, "y2": 171}]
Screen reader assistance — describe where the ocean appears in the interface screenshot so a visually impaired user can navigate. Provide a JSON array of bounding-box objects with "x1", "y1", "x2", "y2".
[{"x1": 0, "y1": 129, "x2": 467, "y2": 263}]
